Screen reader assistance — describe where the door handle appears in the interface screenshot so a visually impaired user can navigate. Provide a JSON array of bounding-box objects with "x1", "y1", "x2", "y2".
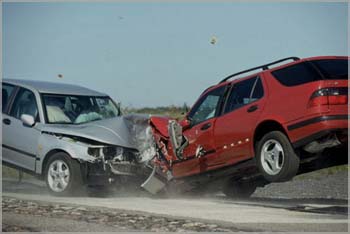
[
  {"x1": 247, "y1": 105, "x2": 258, "y2": 113},
  {"x1": 3, "y1": 118, "x2": 11, "y2": 125},
  {"x1": 200, "y1": 122, "x2": 212, "y2": 131}
]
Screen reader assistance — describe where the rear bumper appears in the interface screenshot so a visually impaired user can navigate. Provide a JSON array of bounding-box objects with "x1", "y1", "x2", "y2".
[
  {"x1": 292, "y1": 128, "x2": 347, "y2": 148},
  {"x1": 287, "y1": 115, "x2": 348, "y2": 148}
]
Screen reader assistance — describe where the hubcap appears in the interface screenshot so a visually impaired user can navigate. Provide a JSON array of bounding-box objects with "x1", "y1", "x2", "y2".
[
  {"x1": 47, "y1": 160, "x2": 70, "y2": 192},
  {"x1": 260, "y1": 140, "x2": 284, "y2": 175}
]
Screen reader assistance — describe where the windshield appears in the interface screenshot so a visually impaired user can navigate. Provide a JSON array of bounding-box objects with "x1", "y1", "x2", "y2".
[{"x1": 42, "y1": 94, "x2": 121, "y2": 124}]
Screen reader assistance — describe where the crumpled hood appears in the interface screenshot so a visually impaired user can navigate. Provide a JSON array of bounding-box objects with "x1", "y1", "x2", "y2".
[
  {"x1": 149, "y1": 116, "x2": 172, "y2": 138},
  {"x1": 40, "y1": 116, "x2": 139, "y2": 149}
]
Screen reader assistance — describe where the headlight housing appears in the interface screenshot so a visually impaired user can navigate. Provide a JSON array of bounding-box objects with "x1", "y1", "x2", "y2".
[
  {"x1": 87, "y1": 147, "x2": 100, "y2": 157},
  {"x1": 87, "y1": 146, "x2": 123, "y2": 159},
  {"x1": 103, "y1": 146, "x2": 123, "y2": 160},
  {"x1": 87, "y1": 146, "x2": 138, "y2": 162}
]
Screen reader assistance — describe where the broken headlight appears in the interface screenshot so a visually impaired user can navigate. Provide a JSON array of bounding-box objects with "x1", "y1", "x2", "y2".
[
  {"x1": 87, "y1": 146, "x2": 138, "y2": 162},
  {"x1": 87, "y1": 146, "x2": 123, "y2": 159},
  {"x1": 87, "y1": 147, "x2": 101, "y2": 157},
  {"x1": 103, "y1": 146, "x2": 123, "y2": 160}
]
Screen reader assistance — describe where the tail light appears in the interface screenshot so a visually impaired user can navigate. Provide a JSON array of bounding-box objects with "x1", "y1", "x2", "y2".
[{"x1": 308, "y1": 87, "x2": 348, "y2": 108}]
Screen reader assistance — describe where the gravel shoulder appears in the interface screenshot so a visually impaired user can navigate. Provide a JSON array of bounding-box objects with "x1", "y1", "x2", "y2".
[{"x1": 253, "y1": 167, "x2": 348, "y2": 200}]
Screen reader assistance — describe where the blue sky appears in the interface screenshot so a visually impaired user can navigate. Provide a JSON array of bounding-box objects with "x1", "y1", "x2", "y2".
[{"x1": 3, "y1": 2, "x2": 348, "y2": 108}]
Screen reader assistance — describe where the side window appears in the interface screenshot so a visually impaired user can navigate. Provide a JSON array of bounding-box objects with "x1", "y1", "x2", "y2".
[
  {"x1": 188, "y1": 86, "x2": 226, "y2": 126},
  {"x1": 271, "y1": 62, "x2": 321, "y2": 86},
  {"x1": 10, "y1": 88, "x2": 39, "y2": 122},
  {"x1": 2, "y1": 84, "x2": 16, "y2": 113},
  {"x1": 224, "y1": 77, "x2": 263, "y2": 114},
  {"x1": 251, "y1": 78, "x2": 264, "y2": 102}
]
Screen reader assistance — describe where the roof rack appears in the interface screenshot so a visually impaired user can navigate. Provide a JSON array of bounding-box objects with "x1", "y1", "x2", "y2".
[{"x1": 219, "y1": 57, "x2": 300, "y2": 84}]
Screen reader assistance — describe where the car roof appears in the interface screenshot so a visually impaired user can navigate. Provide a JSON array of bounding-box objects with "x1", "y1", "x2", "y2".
[
  {"x1": 3, "y1": 79, "x2": 107, "y2": 96},
  {"x1": 210, "y1": 55, "x2": 349, "y2": 90}
]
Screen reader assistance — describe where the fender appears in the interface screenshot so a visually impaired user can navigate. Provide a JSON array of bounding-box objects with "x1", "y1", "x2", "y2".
[
  {"x1": 257, "y1": 113, "x2": 289, "y2": 132},
  {"x1": 36, "y1": 132, "x2": 101, "y2": 174}
]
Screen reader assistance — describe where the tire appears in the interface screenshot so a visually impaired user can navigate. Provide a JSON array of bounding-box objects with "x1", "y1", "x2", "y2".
[
  {"x1": 256, "y1": 131, "x2": 300, "y2": 182},
  {"x1": 45, "y1": 152, "x2": 84, "y2": 196},
  {"x1": 222, "y1": 179, "x2": 257, "y2": 199}
]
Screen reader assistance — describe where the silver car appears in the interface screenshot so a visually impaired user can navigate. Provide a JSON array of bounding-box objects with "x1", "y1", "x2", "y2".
[{"x1": 2, "y1": 79, "x2": 155, "y2": 195}]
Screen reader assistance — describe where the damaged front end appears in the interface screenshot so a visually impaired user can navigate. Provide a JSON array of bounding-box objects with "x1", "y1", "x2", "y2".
[
  {"x1": 140, "y1": 117, "x2": 189, "y2": 194},
  {"x1": 83, "y1": 144, "x2": 149, "y2": 185},
  {"x1": 37, "y1": 114, "x2": 189, "y2": 194},
  {"x1": 38, "y1": 114, "x2": 158, "y2": 187}
]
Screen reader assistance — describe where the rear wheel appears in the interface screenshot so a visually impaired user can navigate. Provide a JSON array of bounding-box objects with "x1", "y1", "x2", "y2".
[
  {"x1": 45, "y1": 152, "x2": 84, "y2": 196},
  {"x1": 256, "y1": 131, "x2": 300, "y2": 182}
]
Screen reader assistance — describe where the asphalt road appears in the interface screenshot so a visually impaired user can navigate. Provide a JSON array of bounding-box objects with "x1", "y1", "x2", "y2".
[{"x1": 2, "y1": 168, "x2": 349, "y2": 232}]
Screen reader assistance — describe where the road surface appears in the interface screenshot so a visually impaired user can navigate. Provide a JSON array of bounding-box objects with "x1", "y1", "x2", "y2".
[{"x1": 2, "y1": 170, "x2": 349, "y2": 232}]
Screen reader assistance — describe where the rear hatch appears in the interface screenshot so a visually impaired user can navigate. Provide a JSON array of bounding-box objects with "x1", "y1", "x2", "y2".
[
  {"x1": 306, "y1": 59, "x2": 348, "y2": 115},
  {"x1": 270, "y1": 57, "x2": 348, "y2": 119}
]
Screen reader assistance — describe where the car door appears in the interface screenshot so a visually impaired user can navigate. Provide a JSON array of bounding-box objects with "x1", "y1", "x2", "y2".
[
  {"x1": 2, "y1": 86, "x2": 41, "y2": 171},
  {"x1": 213, "y1": 76, "x2": 266, "y2": 167},
  {"x1": 172, "y1": 85, "x2": 227, "y2": 177}
]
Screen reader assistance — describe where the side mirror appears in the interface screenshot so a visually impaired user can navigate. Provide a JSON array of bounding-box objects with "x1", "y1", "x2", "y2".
[
  {"x1": 21, "y1": 114, "x2": 35, "y2": 127},
  {"x1": 179, "y1": 118, "x2": 191, "y2": 130}
]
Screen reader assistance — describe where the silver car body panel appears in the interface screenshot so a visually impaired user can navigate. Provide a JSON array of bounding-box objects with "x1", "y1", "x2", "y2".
[
  {"x1": 3, "y1": 79, "x2": 156, "y2": 178},
  {"x1": 35, "y1": 114, "x2": 155, "y2": 174},
  {"x1": 36, "y1": 133, "x2": 101, "y2": 174},
  {"x1": 38, "y1": 117, "x2": 135, "y2": 149},
  {"x1": 2, "y1": 113, "x2": 40, "y2": 171}
]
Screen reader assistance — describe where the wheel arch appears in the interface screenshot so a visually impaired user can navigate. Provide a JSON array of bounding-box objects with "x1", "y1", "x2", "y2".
[
  {"x1": 253, "y1": 120, "x2": 290, "y2": 150},
  {"x1": 41, "y1": 149, "x2": 71, "y2": 176},
  {"x1": 42, "y1": 148, "x2": 85, "y2": 195},
  {"x1": 37, "y1": 133, "x2": 95, "y2": 176}
]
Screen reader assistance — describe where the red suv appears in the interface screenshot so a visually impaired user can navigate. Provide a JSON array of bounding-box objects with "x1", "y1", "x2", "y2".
[{"x1": 145, "y1": 56, "x2": 348, "y2": 198}]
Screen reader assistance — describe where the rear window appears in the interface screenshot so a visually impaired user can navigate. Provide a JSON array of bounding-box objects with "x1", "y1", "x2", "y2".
[
  {"x1": 271, "y1": 59, "x2": 348, "y2": 87},
  {"x1": 312, "y1": 59, "x2": 348, "y2": 79}
]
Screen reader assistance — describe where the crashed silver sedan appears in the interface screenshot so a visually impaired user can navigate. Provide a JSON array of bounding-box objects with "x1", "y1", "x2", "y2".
[{"x1": 2, "y1": 79, "x2": 155, "y2": 195}]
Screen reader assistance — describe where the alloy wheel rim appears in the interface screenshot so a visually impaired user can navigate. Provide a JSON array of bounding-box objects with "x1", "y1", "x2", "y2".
[
  {"x1": 47, "y1": 160, "x2": 70, "y2": 192},
  {"x1": 260, "y1": 139, "x2": 284, "y2": 175}
]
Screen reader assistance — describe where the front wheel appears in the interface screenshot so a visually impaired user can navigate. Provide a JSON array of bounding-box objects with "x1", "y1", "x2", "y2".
[
  {"x1": 45, "y1": 152, "x2": 84, "y2": 196},
  {"x1": 256, "y1": 131, "x2": 300, "y2": 182}
]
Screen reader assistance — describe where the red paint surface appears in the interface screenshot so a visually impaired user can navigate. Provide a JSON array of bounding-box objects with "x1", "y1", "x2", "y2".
[{"x1": 151, "y1": 56, "x2": 349, "y2": 179}]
